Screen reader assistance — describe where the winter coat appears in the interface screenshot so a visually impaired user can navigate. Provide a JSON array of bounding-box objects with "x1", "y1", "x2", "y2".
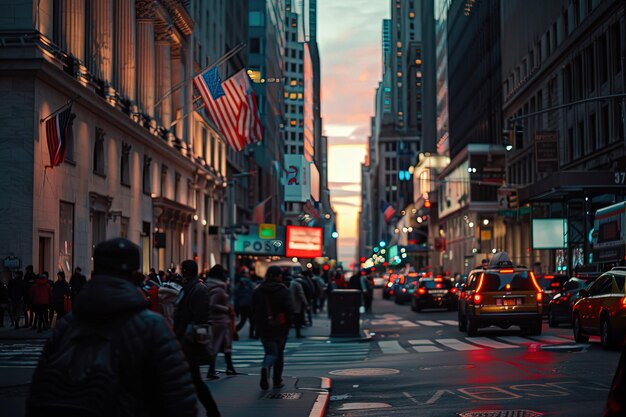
[
  {"x1": 173, "y1": 278, "x2": 210, "y2": 341},
  {"x1": 0, "y1": 281, "x2": 8, "y2": 304},
  {"x1": 8, "y1": 276, "x2": 25, "y2": 301},
  {"x1": 289, "y1": 279, "x2": 308, "y2": 314},
  {"x1": 252, "y1": 279, "x2": 293, "y2": 338},
  {"x1": 234, "y1": 277, "x2": 255, "y2": 308},
  {"x1": 205, "y1": 278, "x2": 233, "y2": 354},
  {"x1": 69, "y1": 272, "x2": 86, "y2": 299},
  {"x1": 51, "y1": 280, "x2": 71, "y2": 309},
  {"x1": 29, "y1": 277, "x2": 52, "y2": 306},
  {"x1": 157, "y1": 282, "x2": 182, "y2": 329},
  {"x1": 24, "y1": 272, "x2": 37, "y2": 301},
  {"x1": 26, "y1": 274, "x2": 197, "y2": 417}
]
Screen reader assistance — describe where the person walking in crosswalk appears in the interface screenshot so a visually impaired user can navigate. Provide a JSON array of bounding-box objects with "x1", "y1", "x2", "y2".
[{"x1": 252, "y1": 266, "x2": 293, "y2": 390}]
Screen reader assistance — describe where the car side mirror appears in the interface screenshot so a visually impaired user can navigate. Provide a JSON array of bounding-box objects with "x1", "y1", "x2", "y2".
[{"x1": 578, "y1": 289, "x2": 589, "y2": 298}]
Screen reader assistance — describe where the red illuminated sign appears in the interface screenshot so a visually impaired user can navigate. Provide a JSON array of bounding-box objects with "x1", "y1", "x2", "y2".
[{"x1": 285, "y1": 226, "x2": 323, "y2": 258}]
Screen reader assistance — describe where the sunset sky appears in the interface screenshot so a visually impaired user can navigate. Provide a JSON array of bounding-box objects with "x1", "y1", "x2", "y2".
[{"x1": 318, "y1": 1, "x2": 389, "y2": 267}]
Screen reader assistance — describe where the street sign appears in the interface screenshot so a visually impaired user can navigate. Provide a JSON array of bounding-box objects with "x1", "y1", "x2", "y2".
[
  {"x1": 234, "y1": 224, "x2": 285, "y2": 255},
  {"x1": 259, "y1": 223, "x2": 276, "y2": 239},
  {"x1": 535, "y1": 131, "x2": 559, "y2": 173}
]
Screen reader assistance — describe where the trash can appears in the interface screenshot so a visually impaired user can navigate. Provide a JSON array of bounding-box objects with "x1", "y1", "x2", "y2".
[{"x1": 329, "y1": 289, "x2": 361, "y2": 337}]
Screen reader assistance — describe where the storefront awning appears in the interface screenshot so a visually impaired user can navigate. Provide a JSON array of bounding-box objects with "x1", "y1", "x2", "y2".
[{"x1": 519, "y1": 171, "x2": 626, "y2": 202}]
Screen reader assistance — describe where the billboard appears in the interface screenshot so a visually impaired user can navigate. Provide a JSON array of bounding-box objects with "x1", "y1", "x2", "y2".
[
  {"x1": 286, "y1": 225, "x2": 323, "y2": 258},
  {"x1": 284, "y1": 154, "x2": 311, "y2": 202},
  {"x1": 532, "y1": 219, "x2": 568, "y2": 249},
  {"x1": 234, "y1": 225, "x2": 286, "y2": 256}
]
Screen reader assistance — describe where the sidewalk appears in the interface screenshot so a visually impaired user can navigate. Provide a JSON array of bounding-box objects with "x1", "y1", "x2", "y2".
[{"x1": 0, "y1": 308, "x2": 372, "y2": 417}]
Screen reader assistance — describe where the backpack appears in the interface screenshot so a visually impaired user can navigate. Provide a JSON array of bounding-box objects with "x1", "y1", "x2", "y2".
[{"x1": 28, "y1": 316, "x2": 131, "y2": 417}]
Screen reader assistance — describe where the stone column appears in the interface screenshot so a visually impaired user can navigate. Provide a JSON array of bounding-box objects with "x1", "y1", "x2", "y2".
[
  {"x1": 90, "y1": 0, "x2": 113, "y2": 83},
  {"x1": 61, "y1": 0, "x2": 85, "y2": 61},
  {"x1": 136, "y1": 1, "x2": 155, "y2": 117},
  {"x1": 114, "y1": 0, "x2": 136, "y2": 101},
  {"x1": 171, "y1": 46, "x2": 184, "y2": 139},
  {"x1": 155, "y1": 35, "x2": 172, "y2": 127}
]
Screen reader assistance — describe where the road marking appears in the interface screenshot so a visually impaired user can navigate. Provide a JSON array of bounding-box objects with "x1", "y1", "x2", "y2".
[
  {"x1": 398, "y1": 320, "x2": 419, "y2": 327},
  {"x1": 496, "y1": 336, "x2": 536, "y2": 345},
  {"x1": 413, "y1": 345, "x2": 444, "y2": 353},
  {"x1": 529, "y1": 335, "x2": 573, "y2": 344},
  {"x1": 417, "y1": 320, "x2": 444, "y2": 326},
  {"x1": 408, "y1": 339, "x2": 435, "y2": 345},
  {"x1": 438, "y1": 320, "x2": 459, "y2": 326},
  {"x1": 466, "y1": 337, "x2": 519, "y2": 349},
  {"x1": 436, "y1": 338, "x2": 483, "y2": 351},
  {"x1": 378, "y1": 340, "x2": 409, "y2": 354}
]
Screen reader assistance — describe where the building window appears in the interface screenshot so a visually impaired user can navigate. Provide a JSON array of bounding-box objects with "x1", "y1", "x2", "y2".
[
  {"x1": 161, "y1": 164, "x2": 168, "y2": 197},
  {"x1": 59, "y1": 201, "x2": 74, "y2": 276},
  {"x1": 250, "y1": 37, "x2": 261, "y2": 54},
  {"x1": 92, "y1": 211, "x2": 106, "y2": 251},
  {"x1": 576, "y1": 121, "x2": 584, "y2": 159},
  {"x1": 585, "y1": 45, "x2": 595, "y2": 93},
  {"x1": 588, "y1": 113, "x2": 597, "y2": 153},
  {"x1": 610, "y1": 23, "x2": 622, "y2": 75},
  {"x1": 142, "y1": 155, "x2": 152, "y2": 195},
  {"x1": 174, "y1": 172, "x2": 181, "y2": 202},
  {"x1": 599, "y1": 33, "x2": 608, "y2": 85},
  {"x1": 93, "y1": 127, "x2": 105, "y2": 176},
  {"x1": 120, "y1": 216, "x2": 129, "y2": 239},
  {"x1": 217, "y1": 142, "x2": 222, "y2": 174},
  {"x1": 120, "y1": 142, "x2": 131, "y2": 187},
  {"x1": 614, "y1": 104, "x2": 625, "y2": 143},
  {"x1": 64, "y1": 114, "x2": 76, "y2": 163}
]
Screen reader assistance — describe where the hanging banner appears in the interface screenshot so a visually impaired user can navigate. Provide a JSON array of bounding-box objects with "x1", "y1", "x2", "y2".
[{"x1": 284, "y1": 154, "x2": 311, "y2": 202}]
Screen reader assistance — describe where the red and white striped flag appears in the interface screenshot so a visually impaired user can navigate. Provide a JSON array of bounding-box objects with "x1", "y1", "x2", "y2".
[
  {"x1": 45, "y1": 105, "x2": 73, "y2": 167},
  {"x1": 193, "y1": 67, "x2": 263, "y2": 151}
]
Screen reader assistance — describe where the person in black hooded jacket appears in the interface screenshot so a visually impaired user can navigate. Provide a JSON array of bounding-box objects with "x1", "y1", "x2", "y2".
[
  {"x1": 25, "y1": 238, "x2": 198, "y2": 417},
  {"x1": 251, "y1": 266, "x2": 293, "y2": 390}
]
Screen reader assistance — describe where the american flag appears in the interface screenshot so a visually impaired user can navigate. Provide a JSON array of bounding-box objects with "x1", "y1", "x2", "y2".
[
  {"x1": 45, "y1": 105, "x2": 73, "y2": 167},
  {"x1": 193, "y1": 67, "x2": 263, "y2": 151},
  {"x1": 380, "y1": 200, "x2": 397, "y2": 223}
]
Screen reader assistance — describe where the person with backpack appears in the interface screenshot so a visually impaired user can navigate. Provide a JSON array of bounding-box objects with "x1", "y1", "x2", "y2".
[
  {"x1": 173, "y1": 259, "x2": 221, "y2": 417},
  {"x1": 234, "y1": 267, "x2": 256, "y2": 339},
  {"x1": 26, "y1": 238, "x2": 199, "y2": 417},
  {"x1": 252, "y1": 266, "x2": 293, "y2": 390}
]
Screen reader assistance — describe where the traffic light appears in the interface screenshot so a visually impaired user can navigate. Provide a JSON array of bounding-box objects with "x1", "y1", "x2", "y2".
[
  {"x1": 507, "y1": 189, "x2": 519, "y2": 209},
  {"x1": 424, "y1": 200, "x2": 431, "y2": 209}
]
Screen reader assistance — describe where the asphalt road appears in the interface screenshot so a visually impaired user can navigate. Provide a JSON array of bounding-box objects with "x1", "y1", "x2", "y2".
[
  {"x1": 291, "y1": 289, "x2": 621, "y2": 417},
  {"x1": 0, "y1": 289, "x2": 621, "y2": 417}
]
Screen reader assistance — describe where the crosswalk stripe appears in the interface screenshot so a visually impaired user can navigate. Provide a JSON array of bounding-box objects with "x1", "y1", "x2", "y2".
[
  {"x1": 416, "y1": 320, "x2": 443, "y2": 327},
  {"x1": 496, "y1": 336, "x2": 536, "y2": 345},
  {"x1": 398, "y1": 320, "x2": 419, "y2": 327},
  {"x1": 438, "y1": 320, "x2": 459, "y2": 326},
  {"x1": 466, "y1": 337, "x2": 519, "y2": 349},
  {"x1": 436, "y1": 338, "x2": 483, "y2": 351},
  {"x1": 408, "y1": 339, "x2": 435, "y2": 345},
  {"x1": 413, "y1": 345, "x2": 443, "y2": 353},
  {"x1": 378, "y1": 340, "x2": 409, "y2": 354},
  {"x1": 529, "y1": 335, "x2": 573, "y2": 344}
]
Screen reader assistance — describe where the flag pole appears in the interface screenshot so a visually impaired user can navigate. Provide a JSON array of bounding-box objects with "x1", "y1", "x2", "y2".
[
  {"x1": 40, "y1": 95, "x2": 79, "y2": 123},
  {"x1": 170, "y1": 96, "x2": 205, "y2": 128},
  {"x1": 154, "y1": 42, "x2": 246, "y2": 109}
]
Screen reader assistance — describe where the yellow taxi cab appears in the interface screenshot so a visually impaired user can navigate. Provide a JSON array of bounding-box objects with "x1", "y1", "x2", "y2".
[
  {"x1": 458, "y1": 252, "x2": 543, "y2": 337},
  {"x1": 572, "y1": 267, "x2": 626, "y2": 349}
]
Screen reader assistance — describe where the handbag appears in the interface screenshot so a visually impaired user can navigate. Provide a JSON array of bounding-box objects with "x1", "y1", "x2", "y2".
[{"x1": 182, "y1": 323, "x2": 214, "y2": 365}]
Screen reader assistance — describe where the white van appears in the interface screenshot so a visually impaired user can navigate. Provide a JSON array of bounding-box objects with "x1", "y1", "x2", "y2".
[{"x1": 255, "y1": 259, "x2": 304, "y2": 279}]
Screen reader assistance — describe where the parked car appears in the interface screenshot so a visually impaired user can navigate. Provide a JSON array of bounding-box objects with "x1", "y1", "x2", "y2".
[
  {"x1": 572, "y1": 267, "x2": 626, "y2": 349},
  {"x1": 548, "y1": 276, "x2": 597, "y2": 327},
  {"x1": 410, "y1": 277, "x2": 457, "y2": 312},
  {"x1": 457, "y1": 252, "x2": 543, "y2": 337},
  {"x1": 537, "y1": 274, "x2": 570, "y2": 314}
]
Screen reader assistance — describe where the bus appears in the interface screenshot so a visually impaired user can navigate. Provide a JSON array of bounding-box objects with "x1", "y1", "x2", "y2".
[{"x1": 592, "y1": 201, "x2": 626, "y2": 270}]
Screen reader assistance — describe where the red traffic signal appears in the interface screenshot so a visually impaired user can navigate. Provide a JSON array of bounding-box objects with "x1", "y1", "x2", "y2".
[{"x1": 323, "y1": 264, "x2": 330, "y2": 271}]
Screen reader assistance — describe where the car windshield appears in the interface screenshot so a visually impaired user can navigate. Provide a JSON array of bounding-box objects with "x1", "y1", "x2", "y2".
[
  {"x1": 480, "y1": 271, "x2": 535, "y2": 291},
  {"x1": 422, "y1": 280, "x2": 452, "y2": 289}
]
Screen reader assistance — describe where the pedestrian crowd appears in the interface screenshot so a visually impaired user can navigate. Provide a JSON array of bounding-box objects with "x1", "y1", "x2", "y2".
[{"x1": 8, "y1": 238, "x2": 339, "y2": 417}]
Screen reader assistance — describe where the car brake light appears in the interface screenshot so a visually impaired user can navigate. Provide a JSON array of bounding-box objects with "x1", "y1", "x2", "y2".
[
  {"x1": 418, "y1": 288, "x2": 427, "y2": 295},
  {"x1": 476, "y1": 272, "x2": 485, "y2": 292},
  {"x1": 436, "y1": 283, "x2": 443, "y2": 289},
  {"x1": 544, "y1": 275, "x2": 554, "y2": 279},
  {"x1": 550, "y1": 282, "x2": 560, "y2": 287},
  {"x1": 473, "y1": 294, "x2": 482, "y2": 304},
  {"x1": 450, "y1": 287, "x2": 458, "y2": 294},
  {"x1": 536, "y1": 292, "x2": 543, "y2": 302},
  {"x1": 390, "y1": 290, "x2": 394, "y2": 295},
  {"x1": 499, "y1": 269, "x2": 515, "y2": 273},
  {"x1": 401, "y1": 288, "x2": 406, "y2": 293},
  {"x1": 529, "y1": 272, "x2": 543, "y2": 292},
  {"x1": 622, "y1": 297, "x2": 626, "y2": 305}
]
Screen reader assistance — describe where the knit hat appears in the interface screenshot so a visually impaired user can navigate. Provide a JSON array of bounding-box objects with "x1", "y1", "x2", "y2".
[
  {"x1": 93, "y1": 238, "x2": 140, "y2": 278},
  {"x1": 207, "y1": 264, "x2": 228, "y2": 281}
]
